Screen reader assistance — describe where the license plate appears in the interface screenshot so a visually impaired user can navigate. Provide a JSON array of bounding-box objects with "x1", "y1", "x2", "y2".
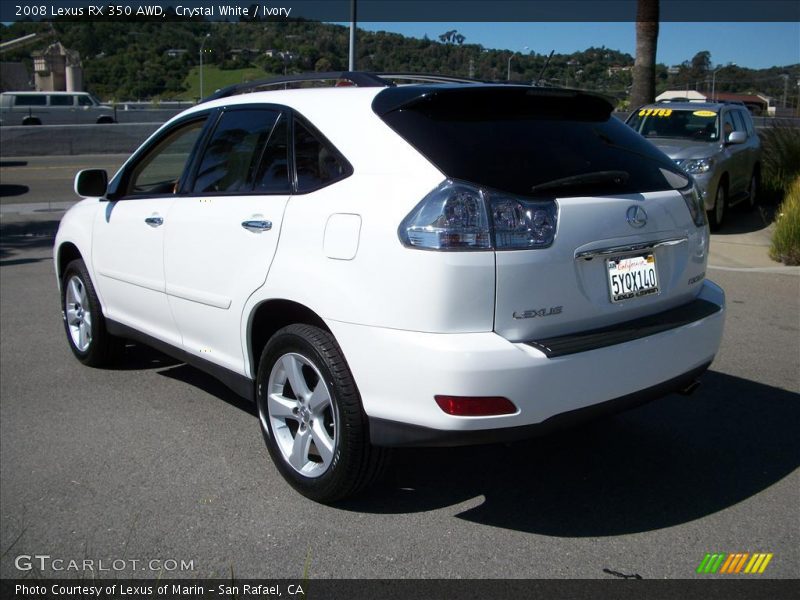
[{"x1": 607, "y1": 254, "x2": 659, "y2": 303}]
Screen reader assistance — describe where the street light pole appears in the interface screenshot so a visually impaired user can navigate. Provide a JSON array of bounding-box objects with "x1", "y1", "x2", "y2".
[
  {"x1": 199, "y1": 33, "x2": 211, "y2": 99},
  {"x1": 349, "y1": 0, "x2": 356, "y2": 71},
  {"x1": 507, "y1": 46, "x2": 528, "y2": 81},
  {"x1": 711, "y1": 67, "x2": 720, "y2": 102}
]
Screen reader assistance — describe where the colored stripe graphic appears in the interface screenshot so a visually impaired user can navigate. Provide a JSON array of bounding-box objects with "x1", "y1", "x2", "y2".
[{"x1": 698, "y1": 553, "x2": 773, "y2": 574}]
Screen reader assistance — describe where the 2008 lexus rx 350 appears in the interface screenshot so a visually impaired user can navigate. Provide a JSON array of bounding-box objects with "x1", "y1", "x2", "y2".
[{"x1": 55, "y1": 73, "x2": 725, "y2": 502}]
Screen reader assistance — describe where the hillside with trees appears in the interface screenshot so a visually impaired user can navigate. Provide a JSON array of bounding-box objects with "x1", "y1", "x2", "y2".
[{"x1": 1, "y1": 19, "x2": 797, "y2": 108}]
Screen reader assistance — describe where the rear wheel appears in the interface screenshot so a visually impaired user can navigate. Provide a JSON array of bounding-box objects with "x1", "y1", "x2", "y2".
[
  {"x1": 61, "y1": 259, "x2": 119, "y2": 366},
  {"x1": 708, "y1": 183, "x2": 726, "y2": 231},
  {"x1": 256, "y1": 324, "x2": 387, "y2": 502}
]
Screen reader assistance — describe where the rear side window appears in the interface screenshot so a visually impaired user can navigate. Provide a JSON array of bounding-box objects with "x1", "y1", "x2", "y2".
[
  {"x1": 378, "y1": 88, "x2": 683, "y2": 197},
  {"x1": 253, "y1": 114, "x2": 291, "y2": 193},
  {"x1": 293, "y1": 118, "x2": 351, "y2": 193},
  {"x1": 192, "y1": 109, "x2": 281, "y2": 194},
  {"x1": 14, "y1": 95, "x2": 46, "y2": 106},
  {"x1": 49, "y1": 95, "x2": 73, "y2": 107}
]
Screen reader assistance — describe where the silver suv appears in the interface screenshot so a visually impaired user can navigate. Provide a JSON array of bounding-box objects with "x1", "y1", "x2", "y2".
[{"x1": 626, "y1": 101, "x2": 761, "y2": 230}]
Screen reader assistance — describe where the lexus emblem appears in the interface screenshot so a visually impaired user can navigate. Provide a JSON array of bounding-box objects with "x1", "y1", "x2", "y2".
[{"x1": 626, "y1": 205, "x2": 648, "y2": 228}]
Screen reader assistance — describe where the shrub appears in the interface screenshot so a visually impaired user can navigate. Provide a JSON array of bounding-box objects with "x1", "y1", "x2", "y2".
[
  {"x1": 760, "y1": 126, "x2": 800, "y2": 202},
  {"x1": 770, "y1": 177, "x2": 800, "y2": 266}
]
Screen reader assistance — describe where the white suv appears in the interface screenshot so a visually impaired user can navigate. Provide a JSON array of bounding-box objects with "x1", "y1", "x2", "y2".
[{"x1": 55, "y1": 73, "x2": 725, "y2": 502}]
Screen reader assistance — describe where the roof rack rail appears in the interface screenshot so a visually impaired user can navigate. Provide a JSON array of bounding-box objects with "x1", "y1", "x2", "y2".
[
  {"x1": 202, "y1": 71, "x2": 502, "y2": 103},
  {"x1": 376, "y1": 72, "x2": 486, "y2": 85},
  {"x1": 203, "y1": 71, "x2": 390, "y2": 103}
]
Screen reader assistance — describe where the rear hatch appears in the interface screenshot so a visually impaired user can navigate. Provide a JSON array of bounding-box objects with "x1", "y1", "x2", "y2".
[{"x1": 375, "y1": 86, "x2": 709, "y2": 341}]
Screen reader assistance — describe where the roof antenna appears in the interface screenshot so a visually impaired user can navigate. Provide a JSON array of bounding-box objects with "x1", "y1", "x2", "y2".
[{"x1": 534, "y1": 50, "x2": 555, "y2": 87}]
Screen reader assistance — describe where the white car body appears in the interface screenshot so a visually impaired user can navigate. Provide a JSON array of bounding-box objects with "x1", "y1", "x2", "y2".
[{"x1": 55, "y1": 76, "x2": 725, "y2": 498}]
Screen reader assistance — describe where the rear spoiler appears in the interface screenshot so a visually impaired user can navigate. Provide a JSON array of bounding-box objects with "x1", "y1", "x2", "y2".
[{"x1": 372, "y1": 84, "x2": 615, "y2": 119}]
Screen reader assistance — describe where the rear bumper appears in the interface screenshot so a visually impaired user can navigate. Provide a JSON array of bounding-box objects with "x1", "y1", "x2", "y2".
[
  {"x1": 369, "y1": 361, "x2": 710, "y2": 447},
  {"x1": 327, "y1": 280, "x2": 725, "y2": 447}
]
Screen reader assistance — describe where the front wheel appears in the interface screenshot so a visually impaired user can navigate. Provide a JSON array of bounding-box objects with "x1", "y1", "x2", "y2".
[
  {"x1": 708, "y1": 183, "x2": 726, "y2": 231},
  {"x1": 256, "y1": 324, "x2": 387, "y2": 502},
  {"x1": 61, "y1": 259, "x2": 119, "y2": 366}
]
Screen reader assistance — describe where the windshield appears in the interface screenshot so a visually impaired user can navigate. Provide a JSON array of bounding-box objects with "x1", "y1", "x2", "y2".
[{"x1": 627, "y1": 108, "x2": 720, "y2": 142}]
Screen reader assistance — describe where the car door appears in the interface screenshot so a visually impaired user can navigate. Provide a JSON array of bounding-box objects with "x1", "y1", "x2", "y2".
[
  {"x1": 163, "y1": 107, "x2": 292, "y2": 374},
  {"x1": 721, "y1": 109, "x2": 747, "y2": 196},
  {"x1": 733, "y1": 108, "x2": 758, "y2": 183},
  {"x1": 92, "y1": 115, "x2": 210, "y2": 345}
]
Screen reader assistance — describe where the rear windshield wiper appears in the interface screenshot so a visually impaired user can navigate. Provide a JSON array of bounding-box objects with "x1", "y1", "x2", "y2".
[{"x1": 530, "y1": 170, "x2": 629, "y2": 194}]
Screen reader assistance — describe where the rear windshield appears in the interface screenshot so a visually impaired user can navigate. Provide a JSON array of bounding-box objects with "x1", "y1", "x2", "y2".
[
  {"x1": 377, "y1": 88, "x2": 682, "y2": 197},
  {"x1": 627, "y1": 107, "x2": 720, "y2": 142}
]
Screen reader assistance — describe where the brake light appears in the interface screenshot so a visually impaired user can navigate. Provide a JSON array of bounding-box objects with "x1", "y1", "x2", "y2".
[
  {"x1": 399, "y1": 179, "x2": 557, "y2": 251},
  {"x1": 434, "y1": 395, "x2": 518, "y2": 416},
  {"x1": 679, "y1": 182, "x2": 708, "y2": 228}
]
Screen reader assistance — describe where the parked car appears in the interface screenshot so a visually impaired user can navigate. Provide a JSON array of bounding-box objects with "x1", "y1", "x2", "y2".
[
  {"x1": 625, "y1": 101, "x2": 761, "y2": 230},
  {"x1": 0, "y1": 91, "x2": 115, "y2": 126},
  {"x1": 55, "y1": 73, "x2": 725, "y2": 502}
]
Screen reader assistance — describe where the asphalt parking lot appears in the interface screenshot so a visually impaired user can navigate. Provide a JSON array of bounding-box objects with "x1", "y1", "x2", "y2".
[{"x1": 0, "y1": 156, "x2": 798, "y2": 580}]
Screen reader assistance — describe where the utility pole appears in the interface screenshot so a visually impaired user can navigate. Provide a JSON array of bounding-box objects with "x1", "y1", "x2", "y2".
[
  {"x1": 349, "y1": 0, "x2": 356, "y2": 71},
  {"x1": 782, "y1": 74, "x2": 790, "y2": 108},
  {"x1": 199, "y1": 33, "x2": 211, "y2": 99}
]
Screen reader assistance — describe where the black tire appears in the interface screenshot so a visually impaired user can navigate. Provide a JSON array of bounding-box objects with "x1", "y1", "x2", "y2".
[
  {"x1": 22, "y1": 117, "x2": 41, "y2": 126},
  {"x1": 256, "y1": 324, "x2": 388, "y2": 503},
  {"x1": 61, "y1": 258, "x2": 119, "y2": 367},
  {"x1": 707, "y1": 182, "x2": 726, "y2": 231}
]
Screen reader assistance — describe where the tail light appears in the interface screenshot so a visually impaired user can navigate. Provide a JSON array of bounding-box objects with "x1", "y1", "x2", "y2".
[
  {"x1": 399, "y1": 179, "x2": 557, "y2": 251},
  {"x1": 680, "y1": 182, "x2": 708, "y2": 228}
]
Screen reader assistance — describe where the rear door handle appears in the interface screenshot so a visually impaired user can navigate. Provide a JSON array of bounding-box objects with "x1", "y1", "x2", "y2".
[
  {"x1": 144, "y1": 216, "x2": 164, "y2": 227},
  {"x1": 241, "y1": 220, "x2": 272, "y2": 233}
]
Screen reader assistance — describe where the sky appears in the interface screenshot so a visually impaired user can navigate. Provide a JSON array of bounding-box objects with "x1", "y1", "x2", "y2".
[{"x1": 355, "y1": 22, "x2": 800, "y2": 70}]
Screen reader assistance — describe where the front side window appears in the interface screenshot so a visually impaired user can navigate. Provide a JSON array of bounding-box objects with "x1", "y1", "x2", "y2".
[
  {"x1": 732, "y1": 110, "x2": 749, "y2": 137},
  {"x1": 78, "y1": 95, "x2": 94, "y2": 107},
  {"x1": 126, "y1": 119, "x2": 206, "y2": 196},
  {"x1": 294, "y1": 119, "x2": 351, "y2": 193},
  {"x1": 722, "y1": 111, "x2": 738, "y2": 139},
  {"x1": 192, "y1": 109, "x2": 281, "y2": 194}
]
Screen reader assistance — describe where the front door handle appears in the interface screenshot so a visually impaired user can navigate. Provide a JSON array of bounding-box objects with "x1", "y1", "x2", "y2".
[
  {"x1": 145, "y1": 216, "x2": 164, "y2": 227},
  {"x1": 241, "y1": 220, "x2": 272, "y2": 233}
]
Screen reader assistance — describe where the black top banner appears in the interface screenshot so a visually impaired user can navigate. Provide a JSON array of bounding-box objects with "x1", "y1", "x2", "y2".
[{"x1": 2, "y1": 0, "x2": 799, "y2": 23}]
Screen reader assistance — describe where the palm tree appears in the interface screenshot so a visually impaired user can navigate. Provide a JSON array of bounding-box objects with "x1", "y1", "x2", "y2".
[{"x1": 629, "y1": 0, "x2": 659, "y2": 109}]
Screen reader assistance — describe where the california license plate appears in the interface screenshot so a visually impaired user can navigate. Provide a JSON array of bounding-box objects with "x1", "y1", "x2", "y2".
[{"x1": 607, "y1": 254, "x2": 659, "y2": 303}]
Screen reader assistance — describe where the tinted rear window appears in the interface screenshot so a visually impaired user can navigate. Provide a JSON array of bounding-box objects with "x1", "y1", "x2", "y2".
[
  {"x1": 377, "y1": 88, "x2": 682, "y2": 197},
  {"x1": 14, "y1": 95, "x2": 46, "y2": 106}
]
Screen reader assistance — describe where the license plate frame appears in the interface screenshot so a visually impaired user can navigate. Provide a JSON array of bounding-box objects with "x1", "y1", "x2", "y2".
[{"x1": 606, "y1": 253, "x2": 659, "y2": 303}]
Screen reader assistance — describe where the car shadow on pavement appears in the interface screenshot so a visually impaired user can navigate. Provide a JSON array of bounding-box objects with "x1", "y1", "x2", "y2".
[
  {"x1": 0, "y1": 219, "x2": 59, "y2": 262},
  {"x1": 156, "y1": 362, "x2": 258, "y2": 417},
  {"x1": 338, "y1": 370, "x2": 799, "y2": 537},
  {"x1": 713, "y1": 205, "x2": 774, "y2": 236}
]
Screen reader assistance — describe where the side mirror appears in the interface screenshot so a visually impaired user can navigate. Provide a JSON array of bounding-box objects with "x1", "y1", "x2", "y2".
[
  {"x1": 74, "y1": 169, "x2": 108, "y2": 198},
  {"x1": 726, "y1": 131, "x2": 747, "y2": 145}
]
